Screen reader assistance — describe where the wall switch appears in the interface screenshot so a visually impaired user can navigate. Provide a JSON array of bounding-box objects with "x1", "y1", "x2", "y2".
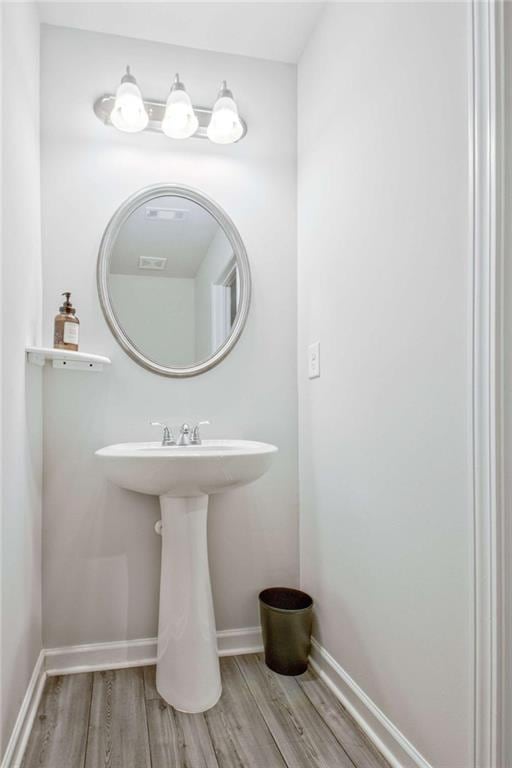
[{"x1": 308, "y1": 341, "x2": 320, "y2": 378}]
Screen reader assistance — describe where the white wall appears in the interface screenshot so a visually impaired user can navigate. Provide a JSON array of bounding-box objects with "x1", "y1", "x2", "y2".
[
  {"x1": 40, "y1": 25, "x2": 298, "y2": 648},
  {"x1": 298, "y1": 4, "x2": 472, "y2": 767},
  {"x1": 109, "y1": 274, "x2": 196, "y2": 367},
  {"x1": 0, "y1": 2, "x2": 42, "y2": 757}
]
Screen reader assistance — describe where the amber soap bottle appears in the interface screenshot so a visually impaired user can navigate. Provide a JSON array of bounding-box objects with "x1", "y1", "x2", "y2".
[{"x1": 54, "y1": 292, "x2": 80, "y2": 351}]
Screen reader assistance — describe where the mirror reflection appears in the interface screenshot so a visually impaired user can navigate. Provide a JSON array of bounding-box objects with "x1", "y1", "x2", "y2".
[{"x1": 108, "y1": 195, "x2": 238, "y2": 368}]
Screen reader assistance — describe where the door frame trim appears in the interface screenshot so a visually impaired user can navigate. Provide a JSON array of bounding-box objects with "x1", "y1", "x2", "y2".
[{"x1": 471, "y1": 2, "x2": 504, "y2": 766}]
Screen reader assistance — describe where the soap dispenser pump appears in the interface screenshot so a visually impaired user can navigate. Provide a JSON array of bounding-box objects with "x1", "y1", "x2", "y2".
[{"x1": 54, "y1": 292, "x2": 80, "y2": 351}]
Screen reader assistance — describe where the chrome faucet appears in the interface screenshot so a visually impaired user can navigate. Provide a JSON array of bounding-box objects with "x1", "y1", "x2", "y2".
[
  {"x1": 151, "y1": 421, "x2": 175, "y2": 446},
  {"x1": 152, "y1": 420, "x2": 210, "y2": 447},
  {"x1": 191, "y1": 421, "x2": 210, "y2": 445},
  {"x1": 177, "y1": 421, "x2": 210, "y2": 446},
  {"x1": 177, "y1": 423, "x2": 191, "y2": 446}
]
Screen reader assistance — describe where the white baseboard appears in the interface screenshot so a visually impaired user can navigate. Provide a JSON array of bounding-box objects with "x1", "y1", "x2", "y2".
[
  {"x1": 1, "y1": 632, "x2": 428, "y2": 768},
  {"x1": 44, "y1": 632, "x2": 431, "y2": 768},
  {"x1": 6, "y1": 631, "x2": 430, "y2": 768},
  {"x1": 0, "y1": 650, "x2": 46, "y2": 768},
  {"x1": 217, "y1": 626, "x2": 263, "y2": 656},
  {"x1": 44, "y1": 636, "x2": 158, "y2": 676},
  {"x1": 309, "y1": 638, "x2": 432, "y2": 768},
  {"x1": 1, "y1": 627, "x2": 262, "y2": 767},
  {"x1": 44, "y1": 626, "x2": 263, "y2": 676}
]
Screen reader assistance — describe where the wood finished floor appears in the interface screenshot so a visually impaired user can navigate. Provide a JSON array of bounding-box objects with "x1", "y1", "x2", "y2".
[{"x1": 21, "y1": 654, "x2": 390, "y2": 768}]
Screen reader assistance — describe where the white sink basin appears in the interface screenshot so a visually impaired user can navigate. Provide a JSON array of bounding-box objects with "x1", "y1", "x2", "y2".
[
  {"x1": 95, "y1": 438, "x2": 277, "y2": 714},
  {"x1": 95, "y1": 439, "x2": 276, "y2": 497}
]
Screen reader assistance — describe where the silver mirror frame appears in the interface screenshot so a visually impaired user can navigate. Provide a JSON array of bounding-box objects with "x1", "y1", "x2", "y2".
[{"x1": 97, "y1": 184, "x2": 251, "y2": 377}]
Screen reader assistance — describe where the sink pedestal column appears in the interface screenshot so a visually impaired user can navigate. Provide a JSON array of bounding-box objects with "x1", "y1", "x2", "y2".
[{"x1": 156, "y1": 494, "x2": 221, "y2": 712}]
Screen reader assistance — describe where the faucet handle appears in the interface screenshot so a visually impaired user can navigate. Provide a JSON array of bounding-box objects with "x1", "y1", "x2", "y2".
[
  {"x1": 191, "y1": 420, "x2": 210, "y2": 445},
  {"x1": 151, "y1": 421, "x2": 175, "y2": 446}
]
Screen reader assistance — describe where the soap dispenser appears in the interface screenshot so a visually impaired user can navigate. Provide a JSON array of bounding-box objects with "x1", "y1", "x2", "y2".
[{"x1": 54, "y1": 292, "x2": 80, "y2": 351}]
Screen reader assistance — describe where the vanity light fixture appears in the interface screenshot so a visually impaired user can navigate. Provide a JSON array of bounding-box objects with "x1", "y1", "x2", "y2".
[
  {"x1": 94, "y1": 71, "x2": 247, "y2": 142},
  {"x1": 110, "y1": 66, "x2": 149, "y2": 133},
  {"x1": 161, "y1": 74, "x2": 199, "y2": 139},
  {"x1": 207, "y1": 81, "x2": 244, "y2": 145}
]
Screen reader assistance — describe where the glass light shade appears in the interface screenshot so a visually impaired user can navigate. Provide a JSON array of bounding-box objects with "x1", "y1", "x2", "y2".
[
  {"x1": 110, "y1": 76, "x2": 148, "y2": 133},
  {"x1": 161, "y1": 79, "x2": 198, "y2": 139},
  {"x1": 207, "y1": 86, "x2": 243, "y2": 145}
]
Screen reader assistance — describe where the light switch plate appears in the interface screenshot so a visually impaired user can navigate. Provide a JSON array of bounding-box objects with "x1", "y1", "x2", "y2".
[{"x1": 308, "y1": 341, "x2": 320, "y2": 378}]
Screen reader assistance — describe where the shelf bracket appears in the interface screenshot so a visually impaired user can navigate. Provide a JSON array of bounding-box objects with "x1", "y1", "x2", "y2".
[
  {"x1": 27, "y1": 351, "x2": 46, "y2": 367},
  {"x1": 52, "y1": 359, "x2": 104, "y2": 372}
]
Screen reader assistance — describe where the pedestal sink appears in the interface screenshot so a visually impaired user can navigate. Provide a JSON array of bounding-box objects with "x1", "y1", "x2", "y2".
[{"x1": 95, "y1": 439, "x2": 277, "y2": 712}]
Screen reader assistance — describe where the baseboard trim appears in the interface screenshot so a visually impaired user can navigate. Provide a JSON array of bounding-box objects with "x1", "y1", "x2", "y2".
[
  {"x1": 44, "y1": 626, "x2": 263, "y2": 676},
  {"x1": 309, "y1": 638, "x2": 432, "y2": 768},
  {"x1": 217, "y1": 626, "x2": 263, "y2": 657},
  {"x1": 2, "y1": 627, "x2": 263, "y2": 767},
  {"x1": 2, "y1": 632, "x2": 428, "y2": 768},
  {"x1": 44, "y1": 636, "x2": 157, "y2": 676},
  {"x1": 0, "y1": 650, "x2": 46, "y2": 768}
]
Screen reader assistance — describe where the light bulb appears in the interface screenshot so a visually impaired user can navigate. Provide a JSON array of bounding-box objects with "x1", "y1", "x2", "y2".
[
  {"x1": 161, "y1": 74, "x2": 198, "y2": 139},
  {"x1": 207, "y1": 81, "x2": 244, "y2": 145},
  {"x1": 110, "y1": 67, "x2": 148, "y2": 133}
]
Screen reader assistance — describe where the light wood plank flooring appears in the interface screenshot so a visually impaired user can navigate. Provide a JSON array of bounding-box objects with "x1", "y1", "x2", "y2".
[{"x1": 21, "y1": 654, "x2": 390, "y2": 768}]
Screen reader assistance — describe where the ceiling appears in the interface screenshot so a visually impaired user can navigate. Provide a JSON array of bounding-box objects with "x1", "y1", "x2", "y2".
[{"x1": 37, "y1": 2, "x2": 325, "y2": 63}]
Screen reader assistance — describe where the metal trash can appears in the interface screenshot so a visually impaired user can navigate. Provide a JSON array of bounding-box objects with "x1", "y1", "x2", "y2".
[{"x1": 259, "y1": 587, "x2": 313, "y2": 676}]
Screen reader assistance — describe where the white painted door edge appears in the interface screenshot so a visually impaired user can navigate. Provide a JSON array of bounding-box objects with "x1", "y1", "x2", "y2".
[{"x1": 471, "y1": 2, "x2": 502, "y2": 767}]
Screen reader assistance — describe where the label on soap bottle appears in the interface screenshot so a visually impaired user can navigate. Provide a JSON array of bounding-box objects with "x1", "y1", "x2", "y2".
[{"x1": 63, "y1": 322, "x2": 79, "y2": 345}]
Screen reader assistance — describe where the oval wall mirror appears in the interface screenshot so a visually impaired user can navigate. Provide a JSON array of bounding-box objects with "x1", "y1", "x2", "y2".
[{"x1": 97, "y1": 184, "x2": 251, "y2": 377}]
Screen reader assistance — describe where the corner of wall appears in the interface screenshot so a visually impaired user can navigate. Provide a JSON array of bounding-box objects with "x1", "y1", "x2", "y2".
[{"x1": 0, "y1": 1, "x2": 43, "y2": 760}]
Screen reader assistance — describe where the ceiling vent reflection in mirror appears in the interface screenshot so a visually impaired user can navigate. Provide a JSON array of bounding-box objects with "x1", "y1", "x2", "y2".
[
  {"x1": 145, "y1": 207, "x2": 187, "y2": 222},
  {"x1": 94, "y1": 68, "x2": 247, "y2": 144},
  {"x1": 138, "y1": 256, "x2": 167, "y2": 271}
]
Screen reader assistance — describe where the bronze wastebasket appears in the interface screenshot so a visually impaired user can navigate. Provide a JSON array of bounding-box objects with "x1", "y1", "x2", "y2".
[{"x1": 259, "y1": 587, "x2": 313, "y2": 676}]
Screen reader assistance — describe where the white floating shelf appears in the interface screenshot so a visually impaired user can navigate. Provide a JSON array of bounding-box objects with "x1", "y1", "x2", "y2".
[{"x1": 26, "y1": 347, "x2": 111, "y2": 372}]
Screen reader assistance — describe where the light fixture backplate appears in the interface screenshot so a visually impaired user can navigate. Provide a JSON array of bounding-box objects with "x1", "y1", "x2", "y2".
[{"x1": 94, "y1": 94, "x2": 247, "y2": 142}]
